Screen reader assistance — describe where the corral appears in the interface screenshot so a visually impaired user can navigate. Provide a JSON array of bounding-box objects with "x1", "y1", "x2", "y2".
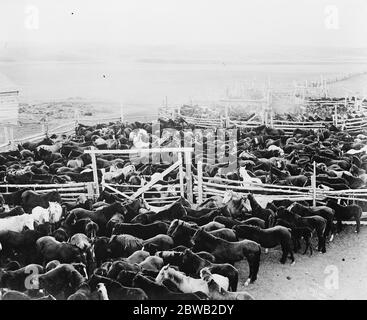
[{"x1": 0, "y1": 89, "x2": 366, "y2": 300}]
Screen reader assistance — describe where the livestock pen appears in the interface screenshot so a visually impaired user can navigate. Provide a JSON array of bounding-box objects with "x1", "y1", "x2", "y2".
[
  {"x1": 1, "y1": 112, "x2": 367, "y2": 213},
  {"x1": 0, "y1": 103, "x2": 367, "y2": 300}
]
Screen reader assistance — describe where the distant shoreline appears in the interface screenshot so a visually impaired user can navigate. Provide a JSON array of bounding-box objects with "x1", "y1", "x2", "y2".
[
  {"x1": 2, "y1": 59, "x2": 367, "y2": 66},
  {"x1": 137, "y1": 59, "x2": 367, "y2": 66}
]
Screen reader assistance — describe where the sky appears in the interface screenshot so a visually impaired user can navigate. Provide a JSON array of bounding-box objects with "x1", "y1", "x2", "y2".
[{"x1": 0, "y1": 0, "x2": 367, "y2": 48}]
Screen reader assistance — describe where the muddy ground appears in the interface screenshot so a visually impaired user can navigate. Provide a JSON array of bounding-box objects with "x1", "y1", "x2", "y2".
[{"x1": 237, "y1": 225, "x2": 367, "y2": 300}]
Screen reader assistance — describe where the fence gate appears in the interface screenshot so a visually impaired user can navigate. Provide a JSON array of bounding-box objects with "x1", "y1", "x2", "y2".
[{"x1": 84, "y1": 147, "x2": 194, "y2": 204}]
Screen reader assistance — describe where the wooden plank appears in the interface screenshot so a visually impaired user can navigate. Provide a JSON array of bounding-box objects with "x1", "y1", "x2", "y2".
[
  {"x1": 202, "y1": 181, "x2": 307, "y2": 195},
  {"x1": 90, "y1": 146, "x2": 100, "y2": 198},
  {"x1": 36, "y1": 188, "x2": 88, "y2": 193},
  {"x1": 323, "y1": 195, "x2": 367, "y2": 202},
  {"x1": 203, "y1": 187, "x2": 314, "y2": 201},
  {"x1": 272, "y1": 120, "x2": 331, "y2": 125},
  {"x1": 272, "y1": 124, "x2": 326, "y2": 128},
  {"x1": 316, "y1": 188, "x2": 367, "y2": 194},
  {"x1": 178, "y1": 153, "x2": 185, "y2": 198},
  {"x1": 0, "y1": 182, "x2": 89, "y2": 188},
  {"x1": 103, "y1": 183, "x2": 133, "y2": 200},
  {"x1": 345, "y1": 117, "x2": 367, "y2": 123},
  {"x1": 201, "y1": 176, "x2": 312, "y2": 191},
  {"x1": 197, "y1": 160, "x2": 203, "y2": 204},
  {"x1": 185, "y1": 151, "x2": 193, "y2": 204},
  {"x1": 52, "y1": 192, "x2": 88, "y2": 196},
  {"x1": 181, "y1": 115, "x2": 221, "y2": 122},
  {"x1": 145, "y1": 199, "x2": 180, "y2": 205}
]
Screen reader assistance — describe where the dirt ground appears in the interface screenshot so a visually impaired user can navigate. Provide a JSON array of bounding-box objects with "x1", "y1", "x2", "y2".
[{"x1": 237, "y1": 225, "x2": 367, "y2": 300}]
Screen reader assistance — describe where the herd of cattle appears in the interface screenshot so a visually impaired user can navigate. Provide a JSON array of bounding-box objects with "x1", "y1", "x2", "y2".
[{"x1": 0, "y1": 116, "x2": 365, "y2": 300}]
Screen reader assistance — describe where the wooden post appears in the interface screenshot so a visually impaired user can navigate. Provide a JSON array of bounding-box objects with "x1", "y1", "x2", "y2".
[
  {"x1": 263, "y1": 103, "x2": 267, "y2": 126},
  {"x1": 325, "y1": 80, "x2": 328, "y2": 98},
  {"x1": 178, "y1": 152, "x2": 185, "y2": 198},
  {"x1": 320, "y1": 75, "x2": 323, "y2": 96},
  {"x1": 101, "y1": 168, "x2": 106, "y2": 191},
  {"x1": 90, "y1": 147, "x2": 100, "y2": 199},
  {"x1": 197, "y1": 160, "x2": 203, "y2": 204},
  {"x1": 293, "y1": 81, "x2": 298, "y2": 104},
  {"x1": 3, "y1": 127, "x2": 9, "y2": 145},
  {"x1": 40, "y1": 115, "x2": 49, "y2": 136},
  {"x1": 270, "y1": 109, "x2": 274, "y2": 128},
  {"x1": 312, "y1": 161, "x2": 317, "y2": 208},
  {"x1": 334, "y1": 104, "x2": 338, "y2": 126},
  {"x1": 224, "y1": 104, "x2": 229, "y2": 128},
  {"x1": 9, "y1": 127, "x2": 14, "y2": 149},
  {"x1": 86, "y1": 183, "x2": 94, "y2": 199},
  {"x1": 120, "y1": 102, "x2": 124, "y2": 123},
  {"x1": 74, "y1": 109, "x2": 80, "y2": 128},
  {"x1": 344, "y1": 96, "x2": 347, "y2": 111},
  {"x1": 184, "y1": 150, "x2": 193, "y2": 204},
  {"x1": 268, "y1": 91, "x2": 273, "y2": 127}
]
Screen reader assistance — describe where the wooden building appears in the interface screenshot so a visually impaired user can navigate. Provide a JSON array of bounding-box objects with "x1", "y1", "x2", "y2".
[
  {"x1": 0, "y1": 89, "x2": 19, "y2": 125},
  {"x1": 0, "y1": 73, "x2": 19, "y2": 146}
]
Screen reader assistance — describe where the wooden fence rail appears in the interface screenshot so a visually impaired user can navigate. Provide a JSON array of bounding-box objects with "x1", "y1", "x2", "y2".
[{"x1": 0, "y1": 182, "x2": 94, "y2": 200}]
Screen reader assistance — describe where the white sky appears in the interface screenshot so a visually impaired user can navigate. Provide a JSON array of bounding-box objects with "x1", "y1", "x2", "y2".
[{"x1": 0, "y1": 0, "x2": 367, "y2": 47}]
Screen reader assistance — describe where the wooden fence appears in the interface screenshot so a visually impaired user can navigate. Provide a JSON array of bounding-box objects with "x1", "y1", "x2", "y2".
[
  {"x1": 194, "y1": 161, "x2": 317, "y2": 204},
  {"x1": 193, "y1": 160, "x2": 367, "y2": 222},
  {"x1": 160, "y1": 102, "x2": 367, "y2": 135},
  {"x1": 0, "y1": 182, "x2": 94, "y2": 201},
  {"x1": 0, "y1": 120, "x2": 76, "y2": 151},
  {"x1": 179, "y1": 115, "x2": 224, "y2": 128},
  {"x1": 194, "y1": 159, "x2": 367, "y2": 200}
]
